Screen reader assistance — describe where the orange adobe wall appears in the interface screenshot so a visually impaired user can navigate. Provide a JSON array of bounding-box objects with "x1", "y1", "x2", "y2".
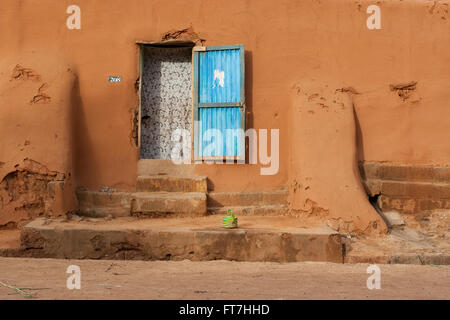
[{"x1": 1, "y1": 0, "x2": 450, "y2": 234}]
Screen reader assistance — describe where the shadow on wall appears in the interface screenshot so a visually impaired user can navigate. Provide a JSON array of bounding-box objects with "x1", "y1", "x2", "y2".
[
  {"x1": 70, "y1": 71, "x2": 103, "y2": 191},
  {"x1": 0, "y1": 55, "x2": 78, "y2": 227},
  {"x1": 353, "y1": 105, "x2": 365, "y2": 165},
  {"x1": 244, "y1": 50, "x2": 254, "y2": 164}
]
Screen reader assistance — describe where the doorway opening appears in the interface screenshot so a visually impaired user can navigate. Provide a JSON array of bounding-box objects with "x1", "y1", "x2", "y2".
[{"x1": 139, "y1": 43, "x2": 194, "y2": 160}]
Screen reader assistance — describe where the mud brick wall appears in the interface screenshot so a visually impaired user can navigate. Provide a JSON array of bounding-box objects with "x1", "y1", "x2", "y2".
[{"x1": 360, "y1": 162, "x2": 450, "y2": 214}]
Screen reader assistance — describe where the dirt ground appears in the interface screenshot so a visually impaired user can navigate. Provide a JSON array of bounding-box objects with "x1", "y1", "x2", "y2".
[{"x1": 0, "y1": 257, "x2": 448, "y2": 300}]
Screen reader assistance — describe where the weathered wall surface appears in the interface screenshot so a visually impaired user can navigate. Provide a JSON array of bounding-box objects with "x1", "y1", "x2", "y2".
[
  {"x1": 0, "y1": 54, "x2": 77, "y2": 227},
  {"x1": 354, "y1": 81, "x2": 450, "y2": 165},
  {"x1": 1, "y1": 0, "x2": 449, "y2": 231},
  {"x1": 288, "y1": 80, "x2": 388, "y2": 234}
]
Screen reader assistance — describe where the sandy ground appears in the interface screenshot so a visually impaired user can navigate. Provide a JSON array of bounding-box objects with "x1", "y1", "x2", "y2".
[{"x1": 0, "y1": 257, "x2": 448, "y2": 300}]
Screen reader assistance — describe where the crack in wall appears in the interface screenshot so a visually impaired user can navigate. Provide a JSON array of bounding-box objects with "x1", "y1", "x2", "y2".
[
  {"x1": 11, "y1": 64, "x2": 41, "y2": 82},
  {"x1": 10, "y1": 64, "x2": 51, "y2": 104},
  {"x1": 29, "y1": 83, "x2": 51, "y2": 104},
  {"x1": 160, "y1": 26, "x2": 205, "y2": 45},
  {"x1": 129, "y1": 106, "x2": 139, "y2": 148},
  {"x1": 389, "y1": 81, "x2": 419, "y2": 102}
]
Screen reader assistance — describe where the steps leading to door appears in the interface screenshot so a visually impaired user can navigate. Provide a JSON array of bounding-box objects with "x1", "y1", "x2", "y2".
[
  {"x1": 76, "y1": 175, "x2": 208, "y2": 218},
  {"x1": 133, "y1": 174, "x2": 208, "y2": 217},
  {"x1": 137, "y1": 159, "x2": 196, "y2": 177},
  {"x1": 207, "y1": 189, "x2": 288, "y2": 216},
  {"x1": 136, "y1": 175, "x2": 207, "y2": 193},
  {"x1": 207, "y1": 190, "x2": 288, "y2": 206},
  {"x1": 76, "y1": 187, "x2": 287, "y2": 218},
  {"x1": 19, "y1": 216, "x2": 343, "y2": 262},
  {"x1": 77, "y1": 190, "x2": 131, "y2": 217},
  {"x1": 131, "y1": 192, "x2": 207, "y2": 217},
  {"x1": 208, "y1": 205, "x2": 288, "y2": 216}
]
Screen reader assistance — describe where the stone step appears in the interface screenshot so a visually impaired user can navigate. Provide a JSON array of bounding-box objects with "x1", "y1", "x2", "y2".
[
  {"x1": 136, "y1": 175, "x2": 207, "y2": 193},
  {"x1": 208, "y1": 205, "x2": 288, "y2": 216},
  {"x1": 0, "y1": 229, "x2": 22, "y2": 257},
  {"x1": 131, "y1": 192, "x2": 207, "y2": 217},
  {"x1": 207, "y1": 189, "x2": 288, "y2": 207},
  {"x1": 77, "y1": 207, "x2": 131, "y2": 218},
  {"x1": 19, "y1": 217, "x2": 343, "y2": 262},
  {"x1": 360, "y1": 162, "x2": 450, "y2": 183},
  {"x1": 138, "y1": 159, "x2": 196, "y2": 177},
  {"x1": 76, "y1": 190, "x2": 131, "y2": 217},
  {"x1": 364, "y1": 179, "x2": 450, "y2": 199},
  {"x1": 377, "y1": 195, "x2": 450, "y2": 214}
]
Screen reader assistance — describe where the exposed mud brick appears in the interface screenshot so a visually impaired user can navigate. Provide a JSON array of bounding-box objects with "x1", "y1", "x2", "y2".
[
  {"x1": 47, "y1": 181, "x2": 64, "y2": 198},
  {"x1": 131, "y1": 192, "x2": 207, "y2": 217},
  {"x1": 418, "y1": 199, "x2": 450, "y2": 211},
  {"x1": 0, "y1": 162, "x2": 70, "y2": 227},
  {"x1": 207, "y1": 189, "x2": 288, "y2": 207},
  {"x1": 378, "y1": 196, "x2": 418, "y2": 214},
  {"x1": 136, "y1": 175, "x2": 207, "y2": 193}
]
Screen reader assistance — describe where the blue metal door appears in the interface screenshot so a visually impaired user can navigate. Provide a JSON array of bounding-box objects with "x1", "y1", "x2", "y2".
[{"x1": 193, "y1": 45, "x2": 245, "y2": 160}]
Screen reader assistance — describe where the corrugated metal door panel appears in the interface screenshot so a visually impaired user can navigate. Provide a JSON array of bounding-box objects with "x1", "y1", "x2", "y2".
[
  {"x1": 198, "y1": 107, "x2": 241, "y2": 157},
  {"x1": 198, "y1": 49, "x2": 241, "y2": 103}
]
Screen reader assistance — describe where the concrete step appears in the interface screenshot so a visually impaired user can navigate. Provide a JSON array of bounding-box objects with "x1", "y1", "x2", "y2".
[
  {"x1": 138, "y1": 159, "x2": 196, "y2": 177},
  {"x1": 0, "y1": 229, "x2": 22, "y2": 257},
  {"x1": 76, "y1": 190, "x2": 131, "y2": 217},
  {"x1": 207, "y1": 189, "x2": 288, "y2": 207},
  {"x1": 208, "y1": 205, "x2": 288, "y2": 216},
  {"x1": 136, "y1": 175, "x2": 207, "y2": 193},
  {"x1": 77, "y1": 207, "x2": 131, "y2": 218},
  {"x1": 131, "y1": 192, "x2": 207, "y2": 217},
  {"x1": 360, "y1": 162, "x2": 450, "y2": 183},
  {"x1": 19, "y1": 216, "x2": 343, "y2": 262}
]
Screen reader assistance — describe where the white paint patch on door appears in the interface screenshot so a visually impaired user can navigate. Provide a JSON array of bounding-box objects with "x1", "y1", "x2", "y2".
[{"x1": 213, "y1": 70, "x2": 225, "y2": 88}]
